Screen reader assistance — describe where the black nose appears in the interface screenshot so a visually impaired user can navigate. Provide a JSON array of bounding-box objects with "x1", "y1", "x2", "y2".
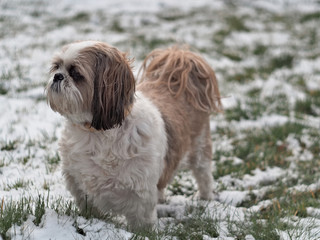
[{"x1": 53, "y1": 73, "x2": 64, "y2": 82}]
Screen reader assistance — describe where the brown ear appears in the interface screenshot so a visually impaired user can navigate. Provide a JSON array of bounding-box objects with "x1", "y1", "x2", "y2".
[{"x1": 91, "y1": 47, "x2": 135, "y2": 130}]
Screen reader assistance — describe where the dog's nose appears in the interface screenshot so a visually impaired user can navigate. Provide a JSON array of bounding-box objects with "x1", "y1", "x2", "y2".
[{"x1": 53, "y1": 73, "x2": 64, "y2": 82}]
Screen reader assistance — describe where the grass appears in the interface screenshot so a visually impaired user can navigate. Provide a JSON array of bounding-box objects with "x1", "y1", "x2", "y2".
[
  {"x1": 0, "y1": 84, "x2": 8, "y2": 95},
  {"x1": 228, "y1": 213, "x2": 281, "y2": 240},
  {"x1": 0, "y1": 194, "x2": 66, "y2": 239},
  {"x1": 45, "y1": 153, "x2": 61, "y2": 173},
  {"x1": 4, "y1": 179, "x2": 29, "y2": 191},
  {"x1": 0, "y1": 193, "x2": 114, "y2": 239},
  {"x1": 0, "y1": 195, "x2": 52, "y2": 239},
  {"x1": 267, "y1": 54, "x2": 295, "y2": 70},
  {"x1": 111, "y1": 19, "x2": 125, "y2": 33},
  {"x1": 224, "y1": 94, "x2": 290, "y2": 122},
  {"x1": 167, "y1": 172, "x2": 196, "y2": 197},
  {"x1": 55, "y1": 12, "x2": 90, "y2": 27},
  {"x1": 0, "y1": 198, "x2": 33, "y2": 240},
  {"x1": 214, "y1": 122, "x2": 305, "y2": 179},
  {"x1": 230, "y1": 188, "x2": 320, "y2": 239},
  {"x1": 295, "y1": 98, "x2": 316, "y2": 116},
  {"x1": 157, "y1": 7, "x2": 188, "y2": 21},
  {"x1": 131, "y1": 204, "x2": 219, "y2": 240},
  {"x1": 1, "y1": 140, "x2": 19, "y2": 151},
  {"x1": 300, "y1": 11, "x2": 320, "y2": 22},
  {"x1": 1, "y1": 194, "x2": 220, "y2": 240},
  {"x1": 295, "y1": 92, "x2": 320, "y2": 117},
  {"x1": 233, "y1": 188, "x2": 320, "y2": 239},
  {"x1": 129, "y1": 34, "x2": 175, "y2": 58}
]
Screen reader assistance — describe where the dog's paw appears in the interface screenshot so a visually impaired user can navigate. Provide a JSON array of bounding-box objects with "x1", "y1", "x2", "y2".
[{"x1": 199, "y1": 191, "x2": 220, "y2": 201}]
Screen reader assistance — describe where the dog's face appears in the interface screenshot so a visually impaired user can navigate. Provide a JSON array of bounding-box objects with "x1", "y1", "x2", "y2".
[{"x1": 46, "y1": 41, "x2": 135, "y2": 130}]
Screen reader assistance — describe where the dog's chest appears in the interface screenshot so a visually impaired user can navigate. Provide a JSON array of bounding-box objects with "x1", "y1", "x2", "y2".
[{"x1": 59, "y1": 129, "x2": 125, "y2": 192}]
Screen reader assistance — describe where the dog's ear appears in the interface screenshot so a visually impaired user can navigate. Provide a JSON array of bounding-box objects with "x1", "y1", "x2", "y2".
[{"x1": 91, "y1": 47, "x2": 135, "y2": 130}]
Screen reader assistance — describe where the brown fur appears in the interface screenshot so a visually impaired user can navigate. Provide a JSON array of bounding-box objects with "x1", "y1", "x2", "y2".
[
  {"x1": 139, "y1": 45, "x2": 222, "y2": 113},
  {"x1": 81, "y1": 43, "x2": 136, "y2": 130},
  {"x1": 137, "y1": 45, "x2": 222, "y2": 193}
]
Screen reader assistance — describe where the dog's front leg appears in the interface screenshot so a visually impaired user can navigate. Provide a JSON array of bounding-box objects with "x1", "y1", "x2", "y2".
[{"x1": 124, "y1": 188, "x2": 158, "y2": 231}]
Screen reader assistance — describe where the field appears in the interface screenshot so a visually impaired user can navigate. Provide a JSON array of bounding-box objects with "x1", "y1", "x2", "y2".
[{"x1": 1, "y1": 0, "x2": 320, "y2": 239}]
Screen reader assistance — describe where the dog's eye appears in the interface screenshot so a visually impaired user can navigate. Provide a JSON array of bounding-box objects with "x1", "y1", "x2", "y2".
[{"x1": 69, "y1": 66, "x2": 84, "y2": 82}]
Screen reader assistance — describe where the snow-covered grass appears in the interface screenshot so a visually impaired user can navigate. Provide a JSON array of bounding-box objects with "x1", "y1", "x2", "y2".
[{"x1": 1, "y1": 0, "x2": 320, "y2": 239}]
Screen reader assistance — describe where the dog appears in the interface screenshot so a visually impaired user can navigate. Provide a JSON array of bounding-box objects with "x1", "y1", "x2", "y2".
[{"x1": 46, "y1": 41, "x2": 222, "y2": 229}]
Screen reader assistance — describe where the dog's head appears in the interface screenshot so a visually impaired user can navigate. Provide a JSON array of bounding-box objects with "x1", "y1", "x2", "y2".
[{"x1": 46, "y1": 41, "x2": 135, "y2": 130}]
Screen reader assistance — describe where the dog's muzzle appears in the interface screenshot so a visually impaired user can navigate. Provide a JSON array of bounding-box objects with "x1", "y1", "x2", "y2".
[{"x1": 51, "y1": 73, "x2": 64, "y2": 92}]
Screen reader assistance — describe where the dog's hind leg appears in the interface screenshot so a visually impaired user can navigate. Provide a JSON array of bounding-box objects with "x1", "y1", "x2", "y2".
[{"x1": 189, "y1": 126, "x2": 216, "y2": 201}]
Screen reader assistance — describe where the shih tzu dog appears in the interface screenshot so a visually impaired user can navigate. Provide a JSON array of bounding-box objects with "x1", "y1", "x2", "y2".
[{"x1": 46, "y1": 41, "x2": 222, "y2": 229}]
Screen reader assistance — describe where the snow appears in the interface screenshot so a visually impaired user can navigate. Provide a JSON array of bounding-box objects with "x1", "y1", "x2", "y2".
[
  {"x1": 225, "y1": 31, "x2": 290, "y2": 47},
  {"x1": 219, "y1": 190, "x2": 249, "y2": 206},
  {"x1": 242, "y1": 167, "x2": 285, "y2": 188},
  {"x1": 7, "y1": 209, "x2": 133, "y2": 240},
  {"x1": 236, "y1": 114, "x2": 289, "y2": 130}
]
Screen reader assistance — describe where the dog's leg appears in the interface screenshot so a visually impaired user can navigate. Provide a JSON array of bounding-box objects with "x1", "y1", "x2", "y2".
[
  {"x1": 191, "y1": 157, "x2": 215, "y2": 200},
  {"x1": 64, "y1": 172, "x2": 101, "y2": 217},
  {"x1": 158, "y1": 188, "x2": 166, "y2": 203},
  {"x1": 126, "y1": 204, "x2": 157, "y2": 231},
  {"x1": 190, "y1": 128, "x2": 216, "y2": 201},
  {"x1": 125, "y1": 189, "x2": 158, "y2": 230}
]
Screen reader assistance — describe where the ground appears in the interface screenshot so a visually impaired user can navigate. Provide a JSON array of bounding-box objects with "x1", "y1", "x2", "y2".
[{"x1": 1, "y1": 0, "x2": 320, "y2": 239}]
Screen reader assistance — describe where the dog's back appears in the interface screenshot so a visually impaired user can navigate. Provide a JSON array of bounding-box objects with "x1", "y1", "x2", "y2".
[{"x1": 137, "y1": 46, "x2": 222, "y2": 200}]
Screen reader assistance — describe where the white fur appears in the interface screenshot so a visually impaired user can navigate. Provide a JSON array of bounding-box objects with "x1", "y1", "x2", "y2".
[
  {"x1": 63, "y1": 41, "x2": 99, "y2": 63},
  {"x1": 59, "y1": 91, "x2": 167, "y2": 228},
  {"x1": 47, "y1": 42, "x2": 98, "y2": 125}
]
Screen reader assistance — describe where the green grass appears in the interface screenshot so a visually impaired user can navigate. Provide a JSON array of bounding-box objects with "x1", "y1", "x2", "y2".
[
  {"x1": 167, "y1": 172, "x2": 196, "y2": 197},
  {"x1": 295, "y1": 92, "x2": 320, "y2": 117},
  {"x1": 230, "y1": 189, "x2": 320, "y2": 240},
  {"x1": 45, "y1": 153, "x2": 61, "y2": 172},
  {"x1": 224, "y1": 67, "x2": 256, "y2": 83},
  {"x1": 4, "y1": 179, "x2": 29, "y2": 191},
  {"x1": 128, "y1": 34, "x2": 175, "y2": 58},
  {"x1": 2, "y1": 194, "x2": 221, "y2": 240},
  {"x1": 214, "y1": 122, "x2": 305, "y2": 179},
  {"x1": 268, "y1": 54, "x2": 295, "y2": 70},
  {"x1": 300, "y1": 11, "x2": 320, "y2": 22},
  {"x1": 0, "y1": 195, "x2": 51, "y2": 239},
  {"x1": 157, "y1": 8, "x2": 188, "y2": 21},
  {"x1": 295, "y1": 98, "x2": 316, "y2": 116},
  {"x1": 212, "y1": 29, "x2": 230, "y2": 44},
  {"x1": 0, "y1": 198, "x2": 33, "y2": 240},
  {"x1": 111, "y1": 19, "x2": 125, "y2": 33},
  {"x1": 228, "y1": 213, "x2": 281, "y2": 240},
  {"x1": 0, "y1": 194, "x2": 113, "y2": 239},
  {"x1": 224, "y1": 94, "x2": 290, "y2": 122},
  {"x1": 131, "y1": 204, "x2": 219, "y2": 240},
  {"x1": 1, "y1": 140, "x2": 19, "y2": 151},
  {"x1": 0, "y1": 84, "x2": 8, "y2": 95},
  {"x1": 253, "y1": 44, "x2": 269, "y2": 56},
  {"x1": 225, "y1": 15, "x2": 250, "y2": 32},
  {"x1": 55, "y1": 12, "x2": 90, "y2": 27},
  {"x1": 218, "y1": 122, "x2": 320, "y2": 238}
]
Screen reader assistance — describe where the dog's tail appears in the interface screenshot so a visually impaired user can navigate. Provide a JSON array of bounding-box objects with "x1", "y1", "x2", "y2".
[{"x1": 138, "y1": 45, "x2": 223, "y2": 113}]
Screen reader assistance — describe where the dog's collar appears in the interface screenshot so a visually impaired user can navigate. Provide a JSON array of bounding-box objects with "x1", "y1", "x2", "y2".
[
  {"x1": 72, "y1": 108, "x2": 132, "y2": 132},
  {"x1": 73, "y1": 122, "x2": 98, "y2": 132}
]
